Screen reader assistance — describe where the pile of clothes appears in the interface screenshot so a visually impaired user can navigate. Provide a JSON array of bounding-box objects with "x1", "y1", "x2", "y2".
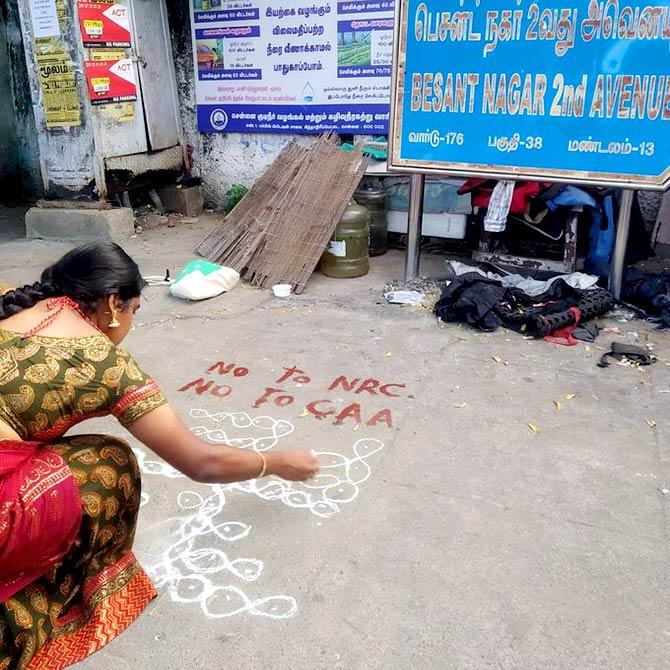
[
  {"x1": 458, "y1": 180, "x2": 651, "y2": 277},
  {"x1": 434, "y1": 262, "x2": 615, "y2": 345}
]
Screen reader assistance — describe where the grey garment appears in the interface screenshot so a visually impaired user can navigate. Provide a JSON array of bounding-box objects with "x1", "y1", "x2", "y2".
[
  {"x1": 446, "y1": 261, "x2": 600, "y2": 297},
  {"x1": 573, "y1": 322, "x2": 600, "y2": 342},
  {"x1": 483, "y1": 180, "x2": 515, "y2": 232}
]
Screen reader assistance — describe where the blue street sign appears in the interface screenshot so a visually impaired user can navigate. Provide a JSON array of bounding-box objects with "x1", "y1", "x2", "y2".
[{"x1": 389, "y1": 0, "x2": 670, "y2": 189}]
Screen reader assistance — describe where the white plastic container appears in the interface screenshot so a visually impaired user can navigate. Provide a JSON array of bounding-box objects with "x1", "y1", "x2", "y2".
[
  {"x1": 272, "y1": 284, "x2": 292, "y2": 298},
  {"x1": 387, "y1": 210, "x2": 467, "y2": 240}
]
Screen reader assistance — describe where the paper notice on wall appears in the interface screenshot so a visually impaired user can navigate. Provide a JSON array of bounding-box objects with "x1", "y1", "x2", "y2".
[
  {"x1": 55, "y1": 0, "x2": 68, "y2": 29},
  {"x1": 29, "y1": 0, "x2": 60, "y2": 38},
  {"x1": 89, "y1": 48, "x2": 125, "y2": 60},
  {"x1": 84, "y1": 58, "x2": 137, "y2": 104},
  {"x1": 101, "y1": 102, "x2": 135, "y2": 122},
  {"x1": 89, "y1": 50, "x2": 136, "y2": 122},
  {"x1": 190, "y1": 0, "x2": 394, "y2": 134},
  {"x1": 35, "y1": 41, "x2": 82, "y2": 127},
  {"x1": 77, "y1": 2, "x2": 132, "y2": 47}
]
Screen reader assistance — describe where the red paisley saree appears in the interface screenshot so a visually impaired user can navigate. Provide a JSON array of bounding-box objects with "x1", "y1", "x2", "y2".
[{"x1": 0, "y1": 318, "x2": 166, "y2": 669}]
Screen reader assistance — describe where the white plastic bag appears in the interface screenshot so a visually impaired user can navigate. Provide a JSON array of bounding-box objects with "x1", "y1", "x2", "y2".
[{"x1": 170, "y1": 260, "x2": 239, "y2": 301}]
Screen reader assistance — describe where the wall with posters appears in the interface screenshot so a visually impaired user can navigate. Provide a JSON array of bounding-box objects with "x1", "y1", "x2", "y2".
[
  {"x1": 166, "y1": 0, "x2": 393, "y2": 205},
  {"x1": 165, "y1": 0, "x2": 666, "y2": 217},
  {"x1": 166, "y1": 0, "x2": 300, "y2": 205},
  {"x1": 17, "y1": 0, "x2": 99, "y2": 198},
  {"x1": 16, "y1": 0, "x2": 183, "y2": 200}
]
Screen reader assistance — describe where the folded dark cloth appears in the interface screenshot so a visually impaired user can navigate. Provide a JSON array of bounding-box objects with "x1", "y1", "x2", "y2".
[{"x1": 434, "y1": 274, "x2": 507, "y2": 331}]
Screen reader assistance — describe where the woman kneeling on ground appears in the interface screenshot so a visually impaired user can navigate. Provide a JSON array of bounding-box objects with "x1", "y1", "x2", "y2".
[{"x1": 0, "y1": 243, "x2": 319, "y2": 669}]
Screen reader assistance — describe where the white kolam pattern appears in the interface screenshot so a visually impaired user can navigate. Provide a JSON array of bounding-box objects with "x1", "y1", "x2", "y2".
[{"x1": 134, "y1": 409, "x2": 384, "y2": 620}]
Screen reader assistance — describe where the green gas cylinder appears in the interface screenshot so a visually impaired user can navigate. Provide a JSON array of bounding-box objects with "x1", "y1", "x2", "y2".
[{"x1": 321, "y1": 201, "x2": 370, "y2": 278}]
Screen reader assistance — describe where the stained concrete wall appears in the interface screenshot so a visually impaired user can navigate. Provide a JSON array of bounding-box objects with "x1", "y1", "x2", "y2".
[
  {"x1": 0, "y1": 9, "x2": 20, "y2": 194},
  {"x1": 166, "y1": 0, "x2": 313, "y2": 208},
  {"x1": 0, "y1": 1, "x2": 42, "y2": 200}
]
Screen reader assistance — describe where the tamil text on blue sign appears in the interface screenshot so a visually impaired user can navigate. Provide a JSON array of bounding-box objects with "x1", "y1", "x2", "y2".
[{"x1": 390, "y1": 0, "x2": 670, "y2": 189}]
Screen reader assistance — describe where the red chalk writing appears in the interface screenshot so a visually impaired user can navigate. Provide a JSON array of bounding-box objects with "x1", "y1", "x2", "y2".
[
  {"x1": 306, "y1": 399, "x2": 393, "y2": 428},
  {"x1": 178, "y1": 360, "x2": 405, "y2": 431},
  {"x1": 253, "y1": 387, "x2": 295, "y2": 407},
  {"x1": 275, "y1": 366, "x2": 311, "y2": 384},
  {"x1": 178, "y1": 377, "x2": 233, "y2": 398},
  {"x1": 207, "y1": 361, "x2": 250, "y2": 377},
  {"x1": 328, "y1": 375, "x2": 407, "y2": 398}
]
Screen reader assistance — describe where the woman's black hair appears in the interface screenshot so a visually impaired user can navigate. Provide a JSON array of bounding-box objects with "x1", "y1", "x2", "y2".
[{"x1": 0, "y1": 243, "x2": 146, "y2": 319}]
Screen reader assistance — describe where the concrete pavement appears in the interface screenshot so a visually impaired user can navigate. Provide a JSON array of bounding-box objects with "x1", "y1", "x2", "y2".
[{"x1": 1, "y1": 221, "x2": 669, "y2": 670}]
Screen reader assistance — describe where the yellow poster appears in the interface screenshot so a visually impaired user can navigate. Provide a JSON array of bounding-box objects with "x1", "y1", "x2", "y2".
[
  {"x1": 35, "y1": 38, "x2": 81, "y2": 128},
  {"x1": 55, "y1": 0, "x2": 67, "y2": 29},
  {"x1": 89, "y1": 48, "x2": 135, "y2": 122}
]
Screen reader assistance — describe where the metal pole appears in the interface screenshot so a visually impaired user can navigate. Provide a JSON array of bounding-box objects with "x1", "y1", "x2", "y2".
[
  {"x1": 405, "y1": 173, "x2": 425, "y2": 281},
  {"x1": 609, "y1": 189, "x2": 635, "y2": 300}
]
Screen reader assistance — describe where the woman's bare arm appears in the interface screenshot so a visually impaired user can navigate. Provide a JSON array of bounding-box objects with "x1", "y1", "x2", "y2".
[{"x1": 128, "y1": 404, "x2": 319, "y2": 483}]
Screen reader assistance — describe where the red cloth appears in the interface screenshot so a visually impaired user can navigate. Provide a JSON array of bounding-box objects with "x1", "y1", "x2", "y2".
[
  {"x1": 0, "y1": 439, "x2": 81, "y2": 603},
  {"x1": 458, "y1": 179, "x2": 547, "y2": 215},
  {"x1": 544, "y1": 307, "x2": 582, "y2": 346}
]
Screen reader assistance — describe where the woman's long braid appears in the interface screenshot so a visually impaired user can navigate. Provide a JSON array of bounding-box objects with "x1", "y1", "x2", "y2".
[{"x1": 0, "y1": 281, "x2": 59, "y2": 320}]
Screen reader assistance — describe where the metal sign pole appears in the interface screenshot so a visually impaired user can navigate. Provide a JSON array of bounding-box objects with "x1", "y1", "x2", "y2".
[
  {"x1": 404, "y1": 173, "x2": 425, "y2": 281},
  {"x1": 609, "y1": 189, "x2": 635, "y2": 300}
]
